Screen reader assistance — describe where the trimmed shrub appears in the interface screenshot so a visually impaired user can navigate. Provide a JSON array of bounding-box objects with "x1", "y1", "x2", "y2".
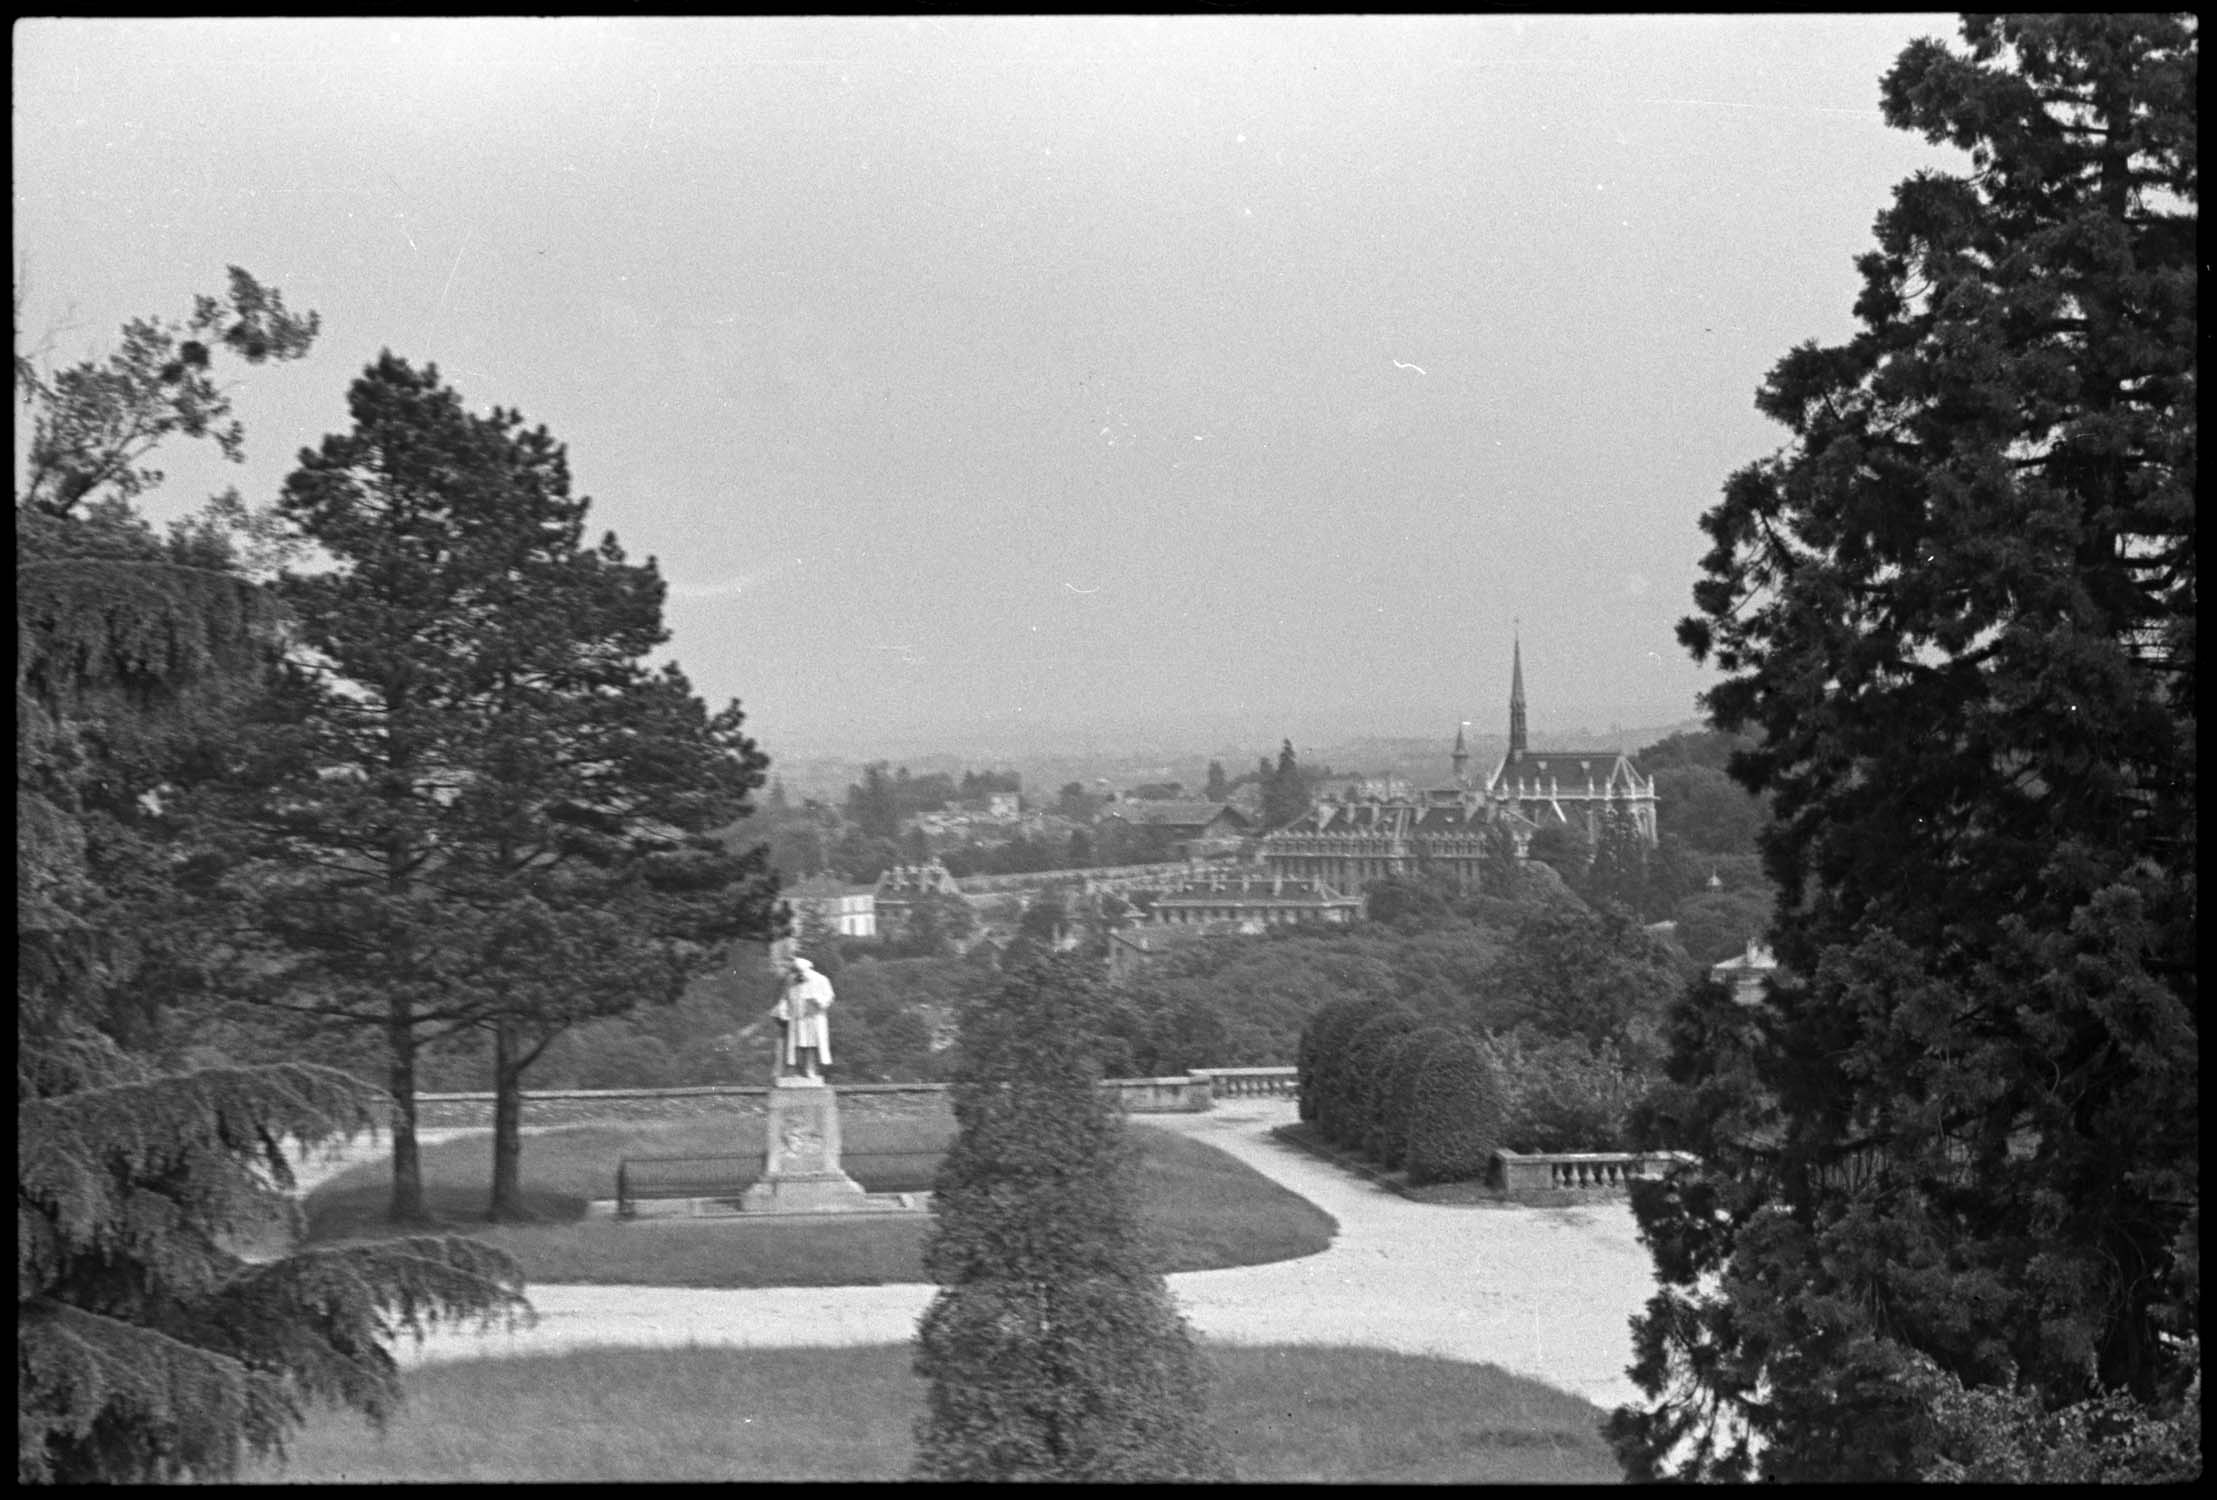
[
  {"x1": 1376, "y1": 1025, "x2": 1460, "y2": 1171},
  {"x1": 1295, "y1": 997, "x2": 1354, "y2": 1123},
  {"x1": 912, "y1": 953, "x2": 1232, "y2": 1482},
  {"x1": 1343, "y1": 1009, "x2": 1420, "y2": 1161},
  {"x1": 1299, "y1": 996, "x2": 1395, "y2": 1144},
  {"x1": 1404, "y1": 1034, "x2": 1508, "y2": 1186}
]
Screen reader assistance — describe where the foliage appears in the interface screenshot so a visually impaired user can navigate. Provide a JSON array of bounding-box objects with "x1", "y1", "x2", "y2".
[
  {"x1": 1260, "y1": 738, "x2": 1310, "y2": 830},
  {"x1": 1481, "y1": 904, "x2": 1684, "y2": 1062},
  {"x1": 17, "y1": 265, "x2": 319, "y2": 517},
  {"x1": 1914, "y1": 1357, "x2": 2201, "y2": 1482},
  {"x1": 1300, "y1": 995, "x2": 1399, "y2": 1146},
  {"x1": 197, "y1": 353, "x2": 777, "y2": 1222},
  {"x1": 1479, "y1": 1030, "x2": 1646, "y2": 1154},
  {"x1": 913, "y1": 954, "x2": 1231, "y2": 1481},
  {"x1": 1375, "y1": 1026, "x2": 1458, "y2": 1170},
  {"x1": 1579, "y1": 804, "x2": 1651, "y2": 914},
  {"x1": 1402, "y1": 1034, "x2": 1506, "y2": 1187},
  {"x1": 1622, "y1": 15, "x2": 2199, "y2": 1482},
  {"x1": 1665, "y1": 884, "x2": 1778, "y2": 969},
  {"x1": 1343, "y1": 1009, "x2": 1422, "y2": 1160},
  {"x1": 17, "y1": 274, "x2": 523, "y2": 1485}
]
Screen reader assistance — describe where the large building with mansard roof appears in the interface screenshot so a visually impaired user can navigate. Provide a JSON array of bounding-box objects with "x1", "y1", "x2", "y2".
[{"x1": 1261, "y1": 639, "x2": 1657, "y2": 891}]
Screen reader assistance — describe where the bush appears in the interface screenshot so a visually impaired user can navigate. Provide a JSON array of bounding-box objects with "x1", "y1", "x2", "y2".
[
  {"x1": 912, "y1": 954, "x2": 1231, "y2": 1482},
  {"x1": 1296, "y1": 996, "x2": 1362, "y2": 1125},
  {"x1": 1404, "y1": 1035, "x2": 1507, "y2": 1186},
  {"x1": 1376, "y1": 1026, "x2": 1460, "y2": 1171},
  {"x1": 1481, "y1": 1031, "x2": 1646, "y2": 1153},
  {"x1": 1294, "y1": 992, "x2": 1383, "y2": 1134},
  {"x1": 1343, "y1": 1010, "x2": 1420, "y2": 1161}
]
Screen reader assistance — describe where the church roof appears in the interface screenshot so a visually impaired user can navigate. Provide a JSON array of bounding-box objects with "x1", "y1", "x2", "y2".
[{"x1": 1486, "y1": 749, "x2": 1650, "y2": 798}]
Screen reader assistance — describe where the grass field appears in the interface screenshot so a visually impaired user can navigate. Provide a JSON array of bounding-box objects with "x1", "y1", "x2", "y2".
[
  {"x1": 302, "y1": 1119, "x2": 1336, "y2": 1286},
  {"x1": 240, "y1": 1342, "x2": 1622, "y2": 1484}
]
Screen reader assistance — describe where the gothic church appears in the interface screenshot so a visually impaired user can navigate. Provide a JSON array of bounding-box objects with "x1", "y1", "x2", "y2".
[{"x1": 1261, "y1": 640, "x2": 1657, "y2": 891}]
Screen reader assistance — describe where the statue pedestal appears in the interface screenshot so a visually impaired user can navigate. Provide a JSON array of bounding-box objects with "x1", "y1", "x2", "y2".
[{"x1": 741, "y1": 1079, "x2": 871, "y2": 1213}]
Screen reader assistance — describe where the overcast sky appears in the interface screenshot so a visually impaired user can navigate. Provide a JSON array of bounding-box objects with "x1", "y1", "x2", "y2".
[{"x1": 16, "y1": 16, "x2": 1965, "y2": 760}]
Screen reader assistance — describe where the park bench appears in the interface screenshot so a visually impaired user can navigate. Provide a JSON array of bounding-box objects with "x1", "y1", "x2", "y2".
[{"x1": 615, "y1": 1153, "x2": 761, "y2": 1217}]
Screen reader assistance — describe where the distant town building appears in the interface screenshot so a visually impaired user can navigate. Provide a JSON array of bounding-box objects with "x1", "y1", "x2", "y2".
[
  {"x1": 873, "y1": 860, "x2": 963, "y2": 928},
  {"x1": 1148, "y1": 869, "x2": 1363, "y2": 930},
  {"x1": 1261, "y1": 637, "x2": 1659, "y2": 887},
  {"x1": 1262, "y1": 787, "x2": 1493, "y2": 891},
  {"x1": 1095, "y1": 799, "x2": 1251, "y2": 861},
  {"x1": 785, "y1": 875, "x2": 878, "y2": 938},
  {"x1": 1710, "y1": 938, "x2": 1779, "y2": 1006}
]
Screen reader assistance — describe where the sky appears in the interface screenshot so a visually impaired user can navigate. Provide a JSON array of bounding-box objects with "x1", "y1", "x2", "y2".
[{"x1": 15, "y1": 15, "x2": 1967, "y2": 762}]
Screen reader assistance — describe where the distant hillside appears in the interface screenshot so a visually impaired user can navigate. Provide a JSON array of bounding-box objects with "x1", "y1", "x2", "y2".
[{"x1": 758, "y1": 715, "x2": 1712, "y2": 806}]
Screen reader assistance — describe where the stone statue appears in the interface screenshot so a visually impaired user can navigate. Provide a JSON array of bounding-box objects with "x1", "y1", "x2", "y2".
[{"x1": 772, "y1": 944, "x2": 835, "y2": 1083}]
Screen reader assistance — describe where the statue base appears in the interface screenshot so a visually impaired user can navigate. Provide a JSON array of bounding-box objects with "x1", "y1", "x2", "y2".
[{"x1": 741, "y1": 1079, "x2": 871, "y2": 1213}]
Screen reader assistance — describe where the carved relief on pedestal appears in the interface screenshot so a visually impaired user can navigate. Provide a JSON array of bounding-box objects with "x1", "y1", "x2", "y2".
[{"x1": 778, "y1": 1117, "x2": 828, "y2": 1174}]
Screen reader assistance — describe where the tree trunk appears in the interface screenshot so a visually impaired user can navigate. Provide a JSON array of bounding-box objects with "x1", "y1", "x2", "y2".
[
  {"x1": 488, "y1": 1018, "x2": 530, "y2": 1223},
  {"x1": 387, "y1": 1008, "x2": 427, "y2": 1224}
]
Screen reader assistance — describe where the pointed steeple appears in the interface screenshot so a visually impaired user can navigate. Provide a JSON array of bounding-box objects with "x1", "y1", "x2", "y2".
[
  {"x1": 1451, "y1": 721, "x2": 1469, "y2": 784},
  {"x1": 1508, "y1": 631, "x2": 1528, "y2": 760}
]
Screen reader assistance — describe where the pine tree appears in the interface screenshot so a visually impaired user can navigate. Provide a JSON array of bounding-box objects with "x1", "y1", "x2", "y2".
[
  {"x1": 1617, "y1": 16, "x2": 2197, "y2": 1482},
  {"x1": 1261, "y1": 738, "x2": 1309, "y2": 830},
  {"x1": 18, "y1": 276, "x2": 524, "y2": 1484},
  {"x1": 913, "y1": 954, "x2": 1231, "y2": 1481},
  {"x1": 198, "y1": 354, "x2": 778, "y2": 1223}
]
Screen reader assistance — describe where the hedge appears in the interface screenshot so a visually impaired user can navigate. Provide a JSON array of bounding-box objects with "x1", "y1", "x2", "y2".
[
  {"x1": 1375, "y1": 1025, "x2": 1461, "y2": 1170},
  {"x1": 1343, "y1": 1009, "x2": 1421, "y2": 1160},
  {"x1": 1404, "y1": 1033, "x2": 1507, "y2": 1186}
]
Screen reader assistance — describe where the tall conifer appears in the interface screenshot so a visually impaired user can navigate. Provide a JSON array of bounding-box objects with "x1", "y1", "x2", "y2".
[
  {"x1": 913, "y1": 954, "x2": 1231, "y2": 1481},
  {"x1": 1616, "y1": 15, "x2": 2197, "y2": 1481},
  {"x1": 201, "y1": 354, "x2": 778, "y2": 1222},
  {"x1": 17, "y1": 276, "x2": 524, "y2": 1484}
]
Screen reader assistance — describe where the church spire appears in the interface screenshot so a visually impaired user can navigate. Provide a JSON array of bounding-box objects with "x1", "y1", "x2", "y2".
[
  {"x1": 1451, "y1": 721, "x2": 1469, "y2": 784},
  {"x1": 1508, "y1": 630, "x2": 1528, "y2": 759}
]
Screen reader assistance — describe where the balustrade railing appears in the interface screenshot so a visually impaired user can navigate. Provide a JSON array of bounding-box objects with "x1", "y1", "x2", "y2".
[
  {"x1": 1495, "y1": 1149, "x2": 1698, "y2": 1198},
  {"x1": 1195, "y1": 1066, "x2": 1299, "y2": 1099}
]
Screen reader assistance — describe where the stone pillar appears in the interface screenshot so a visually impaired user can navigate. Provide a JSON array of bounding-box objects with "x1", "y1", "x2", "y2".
[{"x1": 741, "y1": 1080, "x2": 871, "y2": 1213}]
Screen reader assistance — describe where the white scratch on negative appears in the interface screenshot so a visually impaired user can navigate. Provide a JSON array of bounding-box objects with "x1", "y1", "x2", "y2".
[
  {"x1": 437, "y1": 230, "x2": 473, "y2": 315},
  {"x1": 1392, "y1": 359, "x2": 1428, "y2": 375},
  {"x1": 1063, "y1": 583, "x2": 1100, "y2": 595}
]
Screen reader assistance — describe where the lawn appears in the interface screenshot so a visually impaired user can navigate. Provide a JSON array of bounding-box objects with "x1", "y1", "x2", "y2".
[
  {"x1": 301, "y1": 1118, "x2": 1336, "y2": 1286},
  {"x1": 239, "y1": 1342, "x2": 1622, "y2": 1484}
]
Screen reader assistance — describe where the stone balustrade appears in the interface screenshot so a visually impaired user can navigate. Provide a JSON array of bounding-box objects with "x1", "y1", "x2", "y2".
[
  {"x1": 1195, "y1": 1066, "x2": 1299, "y2": 1099},
  {"x1": 1494, "y1": 1149, "x2": 1699, "y2": 1201}
]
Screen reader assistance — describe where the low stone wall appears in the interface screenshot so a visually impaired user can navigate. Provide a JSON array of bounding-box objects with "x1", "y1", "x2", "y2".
[
  {"x1": 1494, "y1": 1149, "x2": 1699, "y2": 1202},
  {"x1": 1103, "y1": 1075, "x2": 1213, "y2": 1113},
  {"x1": 1196, "y1": 1066, "x2": 1298, "y2": 1099},
  {"x1": 412, "y1": 1074, "x2": 1229, "y2": 1130}
]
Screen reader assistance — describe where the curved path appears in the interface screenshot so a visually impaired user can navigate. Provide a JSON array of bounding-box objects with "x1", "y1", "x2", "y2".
[{"x1": 308, "y1": 1102, "x2": 1659, "y2": 1411}]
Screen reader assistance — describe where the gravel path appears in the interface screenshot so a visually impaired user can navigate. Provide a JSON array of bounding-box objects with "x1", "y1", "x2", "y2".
[{"x1": 327, "y1": 1101, "x2": 1658, "y2": 1411}]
